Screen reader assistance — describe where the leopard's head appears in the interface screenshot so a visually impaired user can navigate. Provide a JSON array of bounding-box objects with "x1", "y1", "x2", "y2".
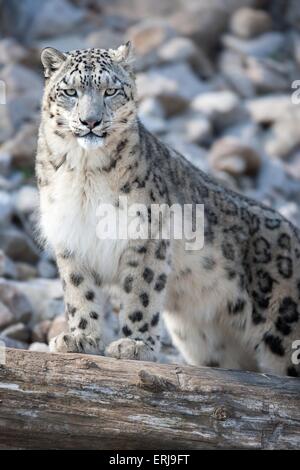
[{"x1": 41, "y1": 43, "x2": 136, "y2": 150}]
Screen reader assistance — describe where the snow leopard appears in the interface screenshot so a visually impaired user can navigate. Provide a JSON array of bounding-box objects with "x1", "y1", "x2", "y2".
[{"x1": 36, "y1": 43, "x2": 300, "y2": 377}]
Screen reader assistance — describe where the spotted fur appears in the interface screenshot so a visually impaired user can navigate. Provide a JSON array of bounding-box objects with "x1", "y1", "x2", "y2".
[{"x1": 37, "y1": 45, "x2": 300, "y2": 376}]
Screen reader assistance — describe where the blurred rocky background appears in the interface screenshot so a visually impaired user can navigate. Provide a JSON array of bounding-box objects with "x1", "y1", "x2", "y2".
[{"x1": 0, "y1": 0, "x2": 300, "y2": 361}]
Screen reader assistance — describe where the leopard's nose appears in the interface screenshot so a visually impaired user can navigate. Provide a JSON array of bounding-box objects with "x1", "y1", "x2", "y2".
[{"x1": 80, "y1": 118, "x2": 101, "y2": 130}]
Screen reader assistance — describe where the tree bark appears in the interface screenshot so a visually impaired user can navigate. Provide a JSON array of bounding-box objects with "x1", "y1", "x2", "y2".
[{"x1": 0, "y1": 348, "x2": 299, "y2": 449}]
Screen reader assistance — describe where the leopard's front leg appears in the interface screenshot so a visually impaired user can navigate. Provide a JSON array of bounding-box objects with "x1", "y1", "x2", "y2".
[
  {"x1": 49, "y1": 250, "x2": 107, "y2": 355},
  {"x1": 106, "y1": 240, "x2": 170, "y2": 361}
]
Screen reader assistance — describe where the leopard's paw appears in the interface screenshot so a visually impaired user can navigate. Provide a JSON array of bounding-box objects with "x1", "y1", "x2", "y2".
[
  {"x1": 49, "y1": 331, "x2": 104, "y2": 355},
  {"x1": 105, "y1": 338, "x2": 157, "y2": 362}
]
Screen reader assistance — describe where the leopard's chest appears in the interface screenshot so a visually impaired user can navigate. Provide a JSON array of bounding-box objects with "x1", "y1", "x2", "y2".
[{"x1": 40, "y1": 169, "x2": 128, "y2": 282}]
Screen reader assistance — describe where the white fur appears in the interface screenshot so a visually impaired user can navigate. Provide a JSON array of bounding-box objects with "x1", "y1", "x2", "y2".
[{"x1": 40, "y1": 144, "x2": 128, "y2": 282}]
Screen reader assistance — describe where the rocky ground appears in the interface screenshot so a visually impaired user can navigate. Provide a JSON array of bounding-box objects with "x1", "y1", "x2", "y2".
[{"x1": 1, "y1": 0, "x2": 300, "y2": 363}]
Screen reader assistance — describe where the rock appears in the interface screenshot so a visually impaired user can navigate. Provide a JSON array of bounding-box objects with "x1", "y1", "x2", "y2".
[
  {"x1": 168, "y1": 112, "x2": 212, "y2": 146},
  {"x1": 0, "y1": 106, "x2": 14, "y2": 146},
  {"x1": 15, "y1": 262, "x2": 38, "y2": 281},
  {"x1": 0, "y1": 153, "x2": 12, "y2": 176},
  {"x1": 219, "y1": 50, "x2": 255, "y2": 98},
  {"x1": 86, "y1": 29, "x2": 124, "y2": 50},
  {"x1": 139, "y1": 114, "x2": 167, "y2": 134},
  {"x1": 230, "y1": 7, "x2": 272, "y2": 39},
  {"x1": 0, "y1": 251, "x2": 17, "y2": 279},
  {"x1": 246, "y1": 95, "x2": 293, "y2": 124},
  {"x1": 265, "y1": 109, "x2": 300, "y2": 159},
  {"x1": 163, "y1": 133, "x2": 208, "y2": 172},
  {"x1": 158, "y1": 37, "x2": 197, "y2": 64},
  {"x1": 244, "y1": 57, "x2": 291, "y2": 94},
  {"x1": 137, "y1": 63, "x2": 208, "y2": 116},
  {"x1": 0, "y1": 38, "x2": 28, "y2": 65},
  {"x1": 138, "y1": 97, "x2": 167, "y2": 133},
  {"x1": 1, "y1": 322, "x2": 30, "y2": 342},
  {"x1": 191, "y1": 90, "x2": 246, "y2": 130},
  {"x1": 0, "y1": 333, "x2": 28, "y2": 350},
  {"x1": 0, "y1": 280, "x2": 32, "y2": 323},
  {"x1": 1, "y1": 63, "x2": 43, "y2": 99},
  {"x1": 158, "y1": 36, "x2": 214, "y2": 78},
  {"x1": 13, "y1": 186, "x2": 39, "y2": 215},
  {"x1": 5, "y1": 278, "x2": 63, "y2": 324},
  {"x1": 169, "y1": 5, "x2": 228, "y2": 52},
  {"x1": 127, "y1": 19, "x2": 176, "y2": 56},
  {"x1": 138, "y1": 97, "x2": 165, "y2": 118},
  {"x1": 29, "y1": 342, "x2": 49, "y2": 352},
  {"x1": 32, "y1": 320, "x2": 52, "y2": 343},
  {"x1": 286, "y1": 0, "x2": 300, "y2": 30},
  {"x1": 30, "y1": 0, "x2": 86, "y2": 39},
  {"x1": 0, "y1": 227, "x2": 40, "y2": 263},
  {"x1": 1, "y1": 122, "x2": 39, "y2": 169},
  {"x1": 0, "y1": 301, "x2": 14, "y2": 330},
  {"x1": 47, "y1": 314, "x2": 67, "y2": 343},
  {"x1": 36, "y1": 35, "x2": 88, "y2": 54},
  {"x1": 222, "y1": 32, "x2": 285, "y2": 58},
  {"x1": 37, "y1": 259, "x2": 58, "y2": 279},
  {"x1": 0, "y1": 191, "x2": 13, "y2": 226},
  {"x1": 208, "y1": 137, "x2": 261, "y2": 176}
]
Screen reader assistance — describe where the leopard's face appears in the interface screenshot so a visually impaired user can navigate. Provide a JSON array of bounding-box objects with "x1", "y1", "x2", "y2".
[{"x1": 41, "y1": 44, "x2": 137, "y2": 150}]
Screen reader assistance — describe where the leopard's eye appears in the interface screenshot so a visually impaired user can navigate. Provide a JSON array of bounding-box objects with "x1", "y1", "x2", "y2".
[
  {"x1": 64, "y1": 89, "x2": 77, "y2": 97},
  {"x1": 105, "y1": 88, "x2": 118, "y2": 97}
]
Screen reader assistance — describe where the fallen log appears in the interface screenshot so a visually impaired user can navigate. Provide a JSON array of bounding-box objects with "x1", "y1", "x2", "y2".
[{"x1": 0, "y1": 348, "x2": 299, "y2": 449}]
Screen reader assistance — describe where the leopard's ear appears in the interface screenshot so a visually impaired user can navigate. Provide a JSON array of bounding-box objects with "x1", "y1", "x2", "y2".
[
  {"x1": 111, "y1": 42, "x2": 135, "y2": 72},
  {"x1": 41, "y1": 47, "x2": 66, "y2": 78}
]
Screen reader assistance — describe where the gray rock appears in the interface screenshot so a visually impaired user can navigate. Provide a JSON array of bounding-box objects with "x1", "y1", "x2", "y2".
[
  {"x1": 0, "y1": 250, "x2": 17, "y2": 279},
  {"x1": 230, "y1": 7, "x2": 272, "y2": 39},
  {"x1": 0, "y1": 333, "x2": 28, "y2": 350},
  {"x1": 158, "y1": 37, "x2": 198, "y2": 64},
  {"x1": 32, "y1": 320, "x2": 52, "y2": 343},
  {"x1": 219, "y1": 49, "x2": 255, "y2": 98},
  {"x1": 163, "y1": 133, "x2": 208, "y2": 171},
  {"x1": 222, "y1": 32, "x2": 285, "y2": 58},
  {"x1": 0, "y1": 191, "x2": 13, "y2": 226},
  {"x1": 0, "y1": 38, "x2": 28, "y2": 65},
  {"x1": 29, "y1": 342, "x2": 49, "y2": 352},
  {"x1": 286, "y1": 0, "x2": 300, "y2": 30},
  {"x1": 5, "y1": 278, "x2": 63, "y2": 324},
  {"x1": 0, "y1": 153, "x2": 12, "y2": 176},
  {"x1": 127, "y1": 19, "x2": 176, "y2": 57},
  {"x1": 0, "y1": 279, "x2": 32, "y2": 323},
  {"x1": 37, "y1": 259, "x2": 58, "y2": 279},
  {"x1": 208, "y1": 136, "x2": 261, "y2": 176},
  {"x1": 36, "y1": 34, "x2": 87, "y2": 54},
  {"x1": 47, "y1": 314, "x2": 67, "y2": 342},
  {"x1": 30, "y1": 0, "x2": 86, "y2": 39},
  {"x1": 15, "y1": 262, "x2": 38, "y2": 281},
  {"x1": 167, "y1": 112, "x2": 212, "y2": 146},
  {"x1": 246, "y1": 95, "x2": 293, "y2": 124},
  {"x1": 0, "y1": 227, "x2": 39, "y2": 263},
  {"x1": 137, "y1": 63, "x2": 209, "y2": 116},
  {"x1": 244, "y1": 57, "x2": 291, "y2": 93},
  {"x1": 86, "y1": 29, "x2": 124, "y2": 51},
  {"x1": 0, "y1": 301, "x2": 14, "y2": 330},
  {"x1": 169, "y1": 5, "x2": 228, "y2": 52},
  {"x1": 191, "y1": 90, "x2": 247, "y2": 130},
  {"x1": 265, "y1": 109, "x2": 300, "y2": 159},
  {"x1": 1, "y1": 63, "x2": 43, "y2": 99},
  {"x1": 1, "y1": 322, "x2": 30, "y2": 342},
  {"x1": 13, "y1": 186, "x2": 39, "y2": 215},
  {"x1": 0, "y1": 122, "x2": 39, "y2": 169}
]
